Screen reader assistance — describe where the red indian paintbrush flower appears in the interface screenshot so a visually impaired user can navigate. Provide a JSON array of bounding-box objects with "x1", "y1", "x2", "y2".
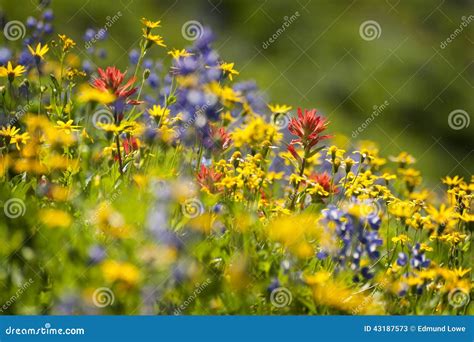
[
  {"x1": 209, "y1": 125, "x2": 232, "y2": 152},
  {"x1": 197, "y1": 165, "x2": 223, "y2": 193},
  {"x1": 288, "y1": 108, "x2": 331, "y2": 149},
  {"x1": 310, "y1": 172, "x2": 338, "y2": 194},
  {"x1": 92, "y1": 66, "x2": 140, "y2": 105}
]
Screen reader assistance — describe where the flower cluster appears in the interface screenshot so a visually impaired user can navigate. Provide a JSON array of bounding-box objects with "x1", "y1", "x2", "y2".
[{"x1": 0, "y1": 4, "x2": 471, "y2": 315}]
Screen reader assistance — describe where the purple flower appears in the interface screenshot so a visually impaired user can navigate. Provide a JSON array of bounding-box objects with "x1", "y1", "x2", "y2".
[
  {"x1": 43, "y1": 9, "x2": 54, "y2": 21},
  {"x1": 0, "y1": 48, "x2": 12, "y2": 65},
  {"x1": 26, "y1": 17, "x2": 37, "y2": 28},
  {"x1": 397, "y1": 252, "x2": 408, "y2": 266}
]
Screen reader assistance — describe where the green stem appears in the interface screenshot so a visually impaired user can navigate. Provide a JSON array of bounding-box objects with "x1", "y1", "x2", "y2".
[{"x1": 115, "y1": 134, "x2": 124, "y2": 175}]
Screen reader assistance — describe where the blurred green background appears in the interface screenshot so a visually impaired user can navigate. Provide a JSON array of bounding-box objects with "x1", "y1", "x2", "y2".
[{"x1": 1, "y1": 0, "x2": 473, "y2": 183}]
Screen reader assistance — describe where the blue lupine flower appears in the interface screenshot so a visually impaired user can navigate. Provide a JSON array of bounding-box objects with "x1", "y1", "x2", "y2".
[
  {"x1": 97, "y1": 48, "x2": 107, "y2": 59},
  {"x1": 18, "y1": 49, "x2": 34, "y2": 66},
  {"x1": 316, "y1": 251, "x2": 328, "y2": 259},
  {"x1": 147, "y1": 73, "x2": 159, "y2": 88},
  {"x1": 83, "y1": 28, "x2": 95, "y2": 41},
  {"x1": 26, "y1": 16, "x2": 37, "y2": 28},
  {"x1": 36, "y1": 21, "x2": 44, "y2": 31},
  {"x1": 88, "y1": 245, "x2": 106, "y2": 264},
  {"x1": 267, "y1": 278, "x2": 280, "y2": 293},
  {"x1": 143, "y1": 59, "x2": 153, "y2": 70},
  {"x1": 397, "y1": 252, "x2": 408, "y2": 266},
  {"x1": 194, "y1": 27, "x2": 215, "y2": 52},
  {"x1": 0, "y1": 48, "x2": 12, "y2": 65},
  {"x1": 212, "y1": 203, "x2": 223, "y2": 213},
  {"x1": 410, "y1": 243, "x2": 430, "y2": 269},
  {"x1": 82, "y1": 60, "x2": 93, "y2": 74},
  {"x1": 320, "y1": 204, "x2": 383, "y2": 280},
  {"x1": 44, "y1": 23, "x2": 53, "y2": 34},
  {"x1": 43, "y1": 9, "x2": 54, "y2": 21},
  {"x1": 129, "y1": 49, "x2": 139, "y2": 64}
]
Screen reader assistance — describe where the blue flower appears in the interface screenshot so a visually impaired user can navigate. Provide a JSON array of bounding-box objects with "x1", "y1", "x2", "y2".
[
  {"x1": 88, "y1": 245, "x2": 106, "y2": 264},
  {"x1": 267, "y1": 278, "x2": 280, "y2": 293},
  {"x1": 26, "y1": 16, "x2": 37, "y2": 29},
  {"x1": 83, "y1": 28, "x2": 95, "y2": 41},
  {"x1": 43, "y1": 9, "x2": 54, "y2": 21},
  {"x1": 129, "y1": 49, "x2": 139, "y2": 65},
  {"x1": 0, "y1": 48, "x2": 12, "y2": 65},
  {"x1": 147, "y1": 73, "x2": 159, "y2": 88},
  {"x1": 397, "y1": 252, "x2": 408, "y2": 266}
]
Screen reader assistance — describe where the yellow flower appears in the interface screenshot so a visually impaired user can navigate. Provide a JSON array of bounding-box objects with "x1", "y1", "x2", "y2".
[
  {"x1": 419, "y1": 243, "x2": 433, "y2": 252},
  {"x1": 268, "y1": 104, "x2": 292, "y2": 113},
  {"x1": 442, "y1": 175, "x2": 464, "y2": 187},
  {"x1": 141, "y1": 17, "x2": 161, "y2": 29},
  {"x1": 231, "y1": 116, "x2": 282, "y2": 149},
  {"x1": 0, "y1": 126, "x2": 21, "y2": 138},
  {"x1": 167, "y1": 48, "x2": 193, "y2": 59},
  {"x1": 267, "y1": 213, "x2": 320, "y2": 258},
  {"x1": 307, "y1": 183, "x2": 329, "y2": 197},
  {"x1": 434, "y1": 232, "x2": 467, "y2": 245},
  {"x1": 425, "y1": 204, "x2": 456, "y2": 228},
  {"x1": 142, "y1": 29, "x2": 166, "y2": 48},
  {"x1": 327, "y1": 145, "x2": 345, "y2": 160},
  {"x1": 10, "y1": 132, "x2": 30, "y2": 150},
  {"x1": 55, "y1": 120, "x2": 81, "y2": 134},
  {"x1": 101, "y1": 260, "x2": 140, "y2": 286},
  {"x1": 205, "y1": 81, "x2": 242, "y2": 105},
  {"x1": 77, "y1": 85, "x2": 116, "y2": 104},
  {"x1": 148, "y1": 104, "x2": 170, "y2": 118},
  {"x1": 58, "y1": 34, "x2": 76, "y2": 52},
  {"x1": 27, "y1": 42, "x2": 49, "y2": 59},
  {"x1": 305, "y1": 271, "x2": 384, "y2": 314},
  {"x1": 217, "y1": 62, "x2": 239, "y2": 81},
  {"x1": 0, "y1": 61, "x2": 26, "y2": 80},
  {"x1": 399, "y1": 168, "x2": 422, "y2": 186},
  {"x1": 391, "y1": 234, "x2": 411, "y2": 244},
  {"x1": 389, "y1": 151, "x2": 416, "y2": 167},
  {"x1": 39, "y1": 209, "x2": 72, "y2": 228}
]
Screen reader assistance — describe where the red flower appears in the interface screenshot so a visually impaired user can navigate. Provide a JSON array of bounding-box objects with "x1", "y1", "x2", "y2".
[
  {"x1": 287, "y1": 143, "x2": 301, "y2": 162},
  {"x1": 123, "y1": 136, "x2": 139, "y2": 155},
  {"x1": 197, "y1": 165, "x2": 223, "y2": 193},
  {"x1": 288, "y1": 108, "x2": 331, "y2": 149},
  {"x1": 310, "y1": 172, "x2": 338, "y2": 194},
  {"x1": 92, "y1": 66, "x2": 139, "y2": 105},
  {"x1": 210, "y1": 125, "x2": 232, "y2": 152}
]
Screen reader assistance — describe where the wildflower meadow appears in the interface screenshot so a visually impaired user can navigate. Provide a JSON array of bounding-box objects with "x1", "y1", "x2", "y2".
[{"x1": 0, "y1": 1, "x2": 472, "y2": 316}]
